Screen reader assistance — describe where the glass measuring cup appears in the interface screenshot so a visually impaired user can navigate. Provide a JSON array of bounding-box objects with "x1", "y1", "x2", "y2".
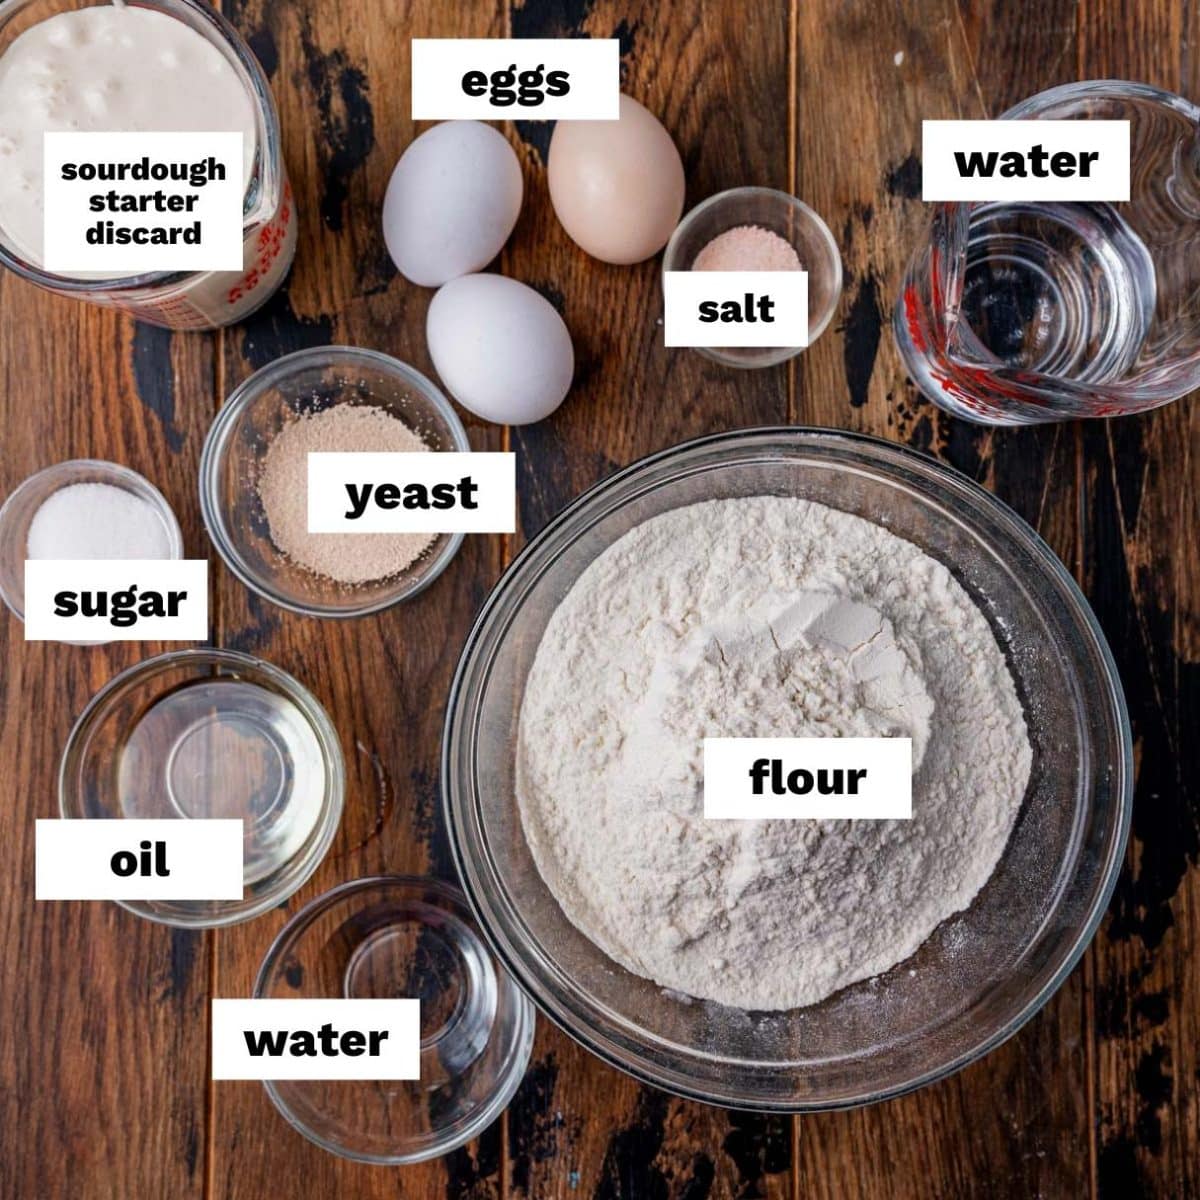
[
  {"x1": 895, "y1": 81, "x2": 1200, "y2": 424},
  {"x1": 0, "y1": 0, "x2": 296, "y2": 330}
]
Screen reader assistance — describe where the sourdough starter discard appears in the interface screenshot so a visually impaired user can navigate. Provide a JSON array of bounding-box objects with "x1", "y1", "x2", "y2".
[{"x1": 0, "y1": 4, "x2": 257, "y2": 268}]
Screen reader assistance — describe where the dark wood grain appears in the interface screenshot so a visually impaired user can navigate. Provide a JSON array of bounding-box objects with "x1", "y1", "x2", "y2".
[
  {"x1": 499, "y1": 2, "x2": 794, "y2": 1198},
  {"x1": 1078, "y1": 5, "x2": 1200, "y2": 1197},
  {"x1": 207, "y1": 2, "x2": 508, "y2": 1198},
  {"x1": 3, "y1": 1, "x2": 1199, "y2": 1198},
  {"x1": 0, "y1": 299, "x2": 214, "y2": 1198},
  {"x1": 792, "y1": 3, "x2": 1093, "y2": 1197}
]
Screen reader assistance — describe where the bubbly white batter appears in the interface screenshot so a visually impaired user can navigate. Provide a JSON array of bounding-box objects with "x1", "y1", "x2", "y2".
[{"x1": 0, "y1": 3, "x2": 256, "y2": 268}]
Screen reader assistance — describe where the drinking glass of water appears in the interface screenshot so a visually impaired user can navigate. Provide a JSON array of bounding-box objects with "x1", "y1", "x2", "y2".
[{"x1": 895, "y1": 81, "x2": 1200, "y2": 424}]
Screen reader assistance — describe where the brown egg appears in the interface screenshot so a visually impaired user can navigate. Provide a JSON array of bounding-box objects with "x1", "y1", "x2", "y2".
[{"x1": 548, "y1": 93, "x2": 686, "y2": 265}]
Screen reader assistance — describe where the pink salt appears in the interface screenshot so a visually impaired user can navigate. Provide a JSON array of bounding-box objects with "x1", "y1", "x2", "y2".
[{"x1": 691, "y1": 224, "x2": 802, "y2": 272}]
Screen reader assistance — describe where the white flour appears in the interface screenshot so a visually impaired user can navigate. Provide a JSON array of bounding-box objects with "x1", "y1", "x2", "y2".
[{"x1": 516, "y1": 496, "x2": 1031, "y2": 1011}]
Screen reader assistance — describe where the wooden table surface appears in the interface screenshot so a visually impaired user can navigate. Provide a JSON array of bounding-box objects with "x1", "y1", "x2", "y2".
[{"x1": 3, "y1": 1, "x2": 1197, "y2": 1197}]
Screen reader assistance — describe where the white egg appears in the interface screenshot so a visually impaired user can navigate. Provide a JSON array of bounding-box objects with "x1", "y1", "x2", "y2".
[
  {"x1": 382, "y1": 121, "x2": 523, "y2": 287},
  {"x1": 427, "y1": 274, "x2": 574, "y2": 425}
]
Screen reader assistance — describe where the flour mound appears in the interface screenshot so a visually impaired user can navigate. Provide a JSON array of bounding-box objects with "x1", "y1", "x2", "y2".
[{"x1": 516, "y1": 497, "x2": 1031, "y2": 1011}]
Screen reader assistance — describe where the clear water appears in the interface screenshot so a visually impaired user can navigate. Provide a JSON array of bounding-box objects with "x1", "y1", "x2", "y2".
[
  {"x1": 953, "y1": 92, "x2": 1200, "y2": 389},
  {"x1": 117, "y1": 678, "x2": 326, "y2": 884},
  {"x1": 956, "y1": 200, "x2": 1157, "y2": 383},
  {"x1": 342, "y1": 901, "x2": 496, "y2": 1088}
]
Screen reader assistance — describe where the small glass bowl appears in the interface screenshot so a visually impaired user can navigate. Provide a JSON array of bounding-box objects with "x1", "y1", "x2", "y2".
[
  {"x1": 0, "y1": 459, "x2": 183, "y2": 621},
  {"x1": 255, "y1": 876, "x2": 536, "y2": 1164},
  {"x1": 60, "y1": 648, "x2": 344, "y2": 928},
  {"x1": 663, "y1": 186, "x2": 844, "y2": 368},
  {"x1": 200, "y1": 346, "x2": 469, "y2": 618}
]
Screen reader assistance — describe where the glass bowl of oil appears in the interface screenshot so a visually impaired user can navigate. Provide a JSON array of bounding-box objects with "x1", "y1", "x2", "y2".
[{"x1": 59, "y1": 648, "x2": 344, "y2": 927}]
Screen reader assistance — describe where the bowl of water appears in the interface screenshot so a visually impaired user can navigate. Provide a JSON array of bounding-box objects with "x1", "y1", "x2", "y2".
[
  {"x1": 59, "y1": 648, "x2": 344, "y2": 928},
  {"x1": 896, "y1": 80, "x2": 1200, "y2": 423},
  {"x1": 254, "y1": 876, "x2": 535, "y2": 1163}
]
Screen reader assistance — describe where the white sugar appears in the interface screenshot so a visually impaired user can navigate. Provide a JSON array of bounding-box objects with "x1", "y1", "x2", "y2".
[{"x1": 27, "y1": 482, "x2": 173, "y2": 559}]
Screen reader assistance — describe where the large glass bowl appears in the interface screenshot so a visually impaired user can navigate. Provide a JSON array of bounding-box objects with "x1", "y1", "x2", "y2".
[{"x1": 442, "y1": 427, "x2": 1131, "y2": 1110}]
